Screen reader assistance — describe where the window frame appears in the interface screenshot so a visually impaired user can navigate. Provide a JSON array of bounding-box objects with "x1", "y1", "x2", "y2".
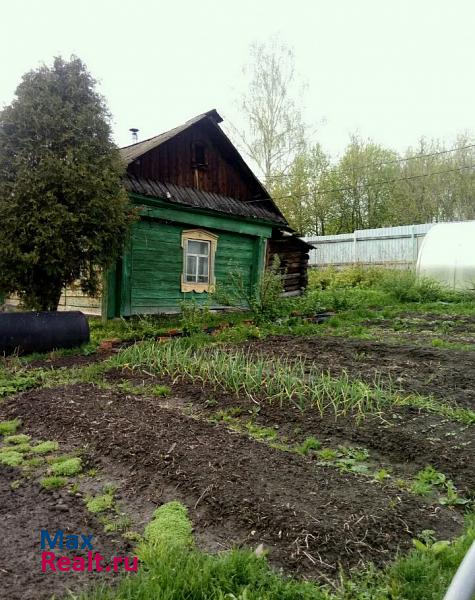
[{"x1": 181, "y1": 230, "x2": 218, "y2": 293}]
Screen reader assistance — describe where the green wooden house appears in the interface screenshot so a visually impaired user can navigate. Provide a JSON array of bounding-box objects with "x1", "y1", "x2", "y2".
[
  {"x1": 103, "y1": 109, "x2": 311, "y2": 318},
  {"x1": 0, "y1": 110, "x2": 311, "y2": 317}
]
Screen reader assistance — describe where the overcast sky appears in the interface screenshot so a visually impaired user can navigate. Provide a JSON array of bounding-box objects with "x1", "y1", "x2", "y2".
[{"x1": 1, "y1": 0, "x2": 474, "y2": 161}]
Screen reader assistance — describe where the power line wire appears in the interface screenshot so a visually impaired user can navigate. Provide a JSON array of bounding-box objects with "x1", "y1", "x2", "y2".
[
  {"x1": 264, "y1": 143, "x2": 475, "y2": 181},
  {"x1": 267, "y1": 163, "x2": 475, "y2": 203}
]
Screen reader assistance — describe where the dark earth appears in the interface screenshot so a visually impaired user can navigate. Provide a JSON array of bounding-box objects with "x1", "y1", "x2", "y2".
[
  {"x1": 0, "y1": 467, "x2": 128, "y2": 600},
  {"x1": 1, "y1": 329, "x2": 474, "y2": 598},
  {"x1": 112, "y1": 371, "x2": 475, "y2": 493},
  {"x1": 1, "y1": 383, "x2": 463, "y2": 584},
  {"x1": 240, "y1": 334, "x2": 475, "y2": 409}
]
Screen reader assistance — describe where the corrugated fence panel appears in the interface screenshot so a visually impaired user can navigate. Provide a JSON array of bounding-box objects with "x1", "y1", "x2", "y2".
[{"x1": 303, "y1": 223, "x2": 435, "y2": 268}]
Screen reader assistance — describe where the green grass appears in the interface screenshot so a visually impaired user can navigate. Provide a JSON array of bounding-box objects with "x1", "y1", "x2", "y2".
[
  {"x1": 296, "y1": 436, "x2": 322, "y2": 455},
  {"x1": 0, "y1": 418, "x2": 22, "y2": 435},
  {"x1": 142, "y1": 501, "x2": 193, "y2": 551},
  {"x1": 3, "y1": 433, "x2": 31, "y2": 445},
  {"x1": 110, "y1": 340, "x2": 392, "y2": 417},
  {"x1": 40, "y1": 476, "x2": 67, "y2": 490},
  {"x1": 49, "y1": 456, "x2": 82, "y2": 476},
  {"x1": 0, "y1": 449, "x2": 24, "y2": 466},
  {"x1": 151, "y1": 384, "x2": 171, "y2": 397},
  {"x1": 31, "y1": 440, "x2": 59, "y2": 454},
  {"x1": 0, "y1": 369, "x2": 41, "y2": 397},
  {"x1": 86, "y1": 489, "x2": 115, "y2": 514},
  {"x1": 0, "y1": 442, "x2": 31, "y2": 453},
  {"x1": 396, "y1": 394, "x2": 475, "y2": 425},
  {"x1": 80, "y1": 499, "x2": 475, "y2": 600}
]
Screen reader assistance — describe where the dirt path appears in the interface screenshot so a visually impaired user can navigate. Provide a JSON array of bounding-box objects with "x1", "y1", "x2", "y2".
[
  {"x1": 1, "y1": 384, "x2": 462, "y2": 580},
  {"x1": 240, "y1": 335, "x2": 475, "y2": 409}
]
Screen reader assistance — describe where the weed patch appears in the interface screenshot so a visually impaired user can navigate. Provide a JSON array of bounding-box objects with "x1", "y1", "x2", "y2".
[
  {"x1": 0, "y1": 418, "x2": 21, "y2": 435},
  {"x1": 86, "y1": 489, "x2": 115, "y2": 514},
  {"x1": 31, "y1": 440, "x2": 59, "y2": 454},
  {"x1": 49, "y1": 457, "x2": 82, "y2": 477},
  {"x1": 40, "y1": 476, "x2": 67, "y2": 490}
]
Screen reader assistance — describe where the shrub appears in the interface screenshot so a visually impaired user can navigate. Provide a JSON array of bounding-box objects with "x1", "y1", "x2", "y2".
[
  {"x1": 179, "y1": 299, "x2": 214, "y2": 336},
  {"x1": 215, "y1": 255, "x2": 285, "y2": 324}
]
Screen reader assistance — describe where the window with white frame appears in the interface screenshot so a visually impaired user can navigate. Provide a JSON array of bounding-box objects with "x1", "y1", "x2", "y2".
[
  {"x1": 185, "y1": 239, "x2": 210, "y2": 283},
  {"x1": 181, "y1": 230, "x2": 218, "y2": 293}
]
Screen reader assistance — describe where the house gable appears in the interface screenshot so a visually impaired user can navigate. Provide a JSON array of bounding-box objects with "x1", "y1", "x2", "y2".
[{"x1": 121, "y1": 110, "x2": 286, "y2": 223}]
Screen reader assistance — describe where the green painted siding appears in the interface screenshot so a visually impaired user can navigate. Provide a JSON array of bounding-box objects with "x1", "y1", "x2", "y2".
[{"x1": 128, "y1": 219, "x2": 260, "y2": 314}]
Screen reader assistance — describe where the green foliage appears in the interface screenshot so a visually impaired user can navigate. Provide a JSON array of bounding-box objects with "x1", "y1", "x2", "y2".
[
  {"x1": 152, "y1": 385, "x2": 171, "y2": 397},
  {"x1": 1, "y1": 442, "x2": 31, "y2": 453},
  {"x1": 373, "y1": 468, "x2": 391, "y2": 482},
  {"x1": 317, "y1": 448, "x2": 338, "y2": 461},
  {"x1": 0, "y1": 418, "x2": 21, "y2": 435},
  {"x1": 102, "y1": 514, "x2": 132, "y2": 533},
  {"x1": 31, "y1": 440, "x2": 59, "y2": 454},
  {"x1": 50, "y1": 456, "x2": 82, "y2": 476},
  {"x1": 111, "y1": 339, "x2": 392, "y2": 416},
  {"x1": 296, "y1": 436, "x2": 322, "y2": 455},
  {"x1": 86, "y1": 489, "x2": 115, "y2": 514},
  {"x1": 0, "y1": 370, "x2": 40, "y2": 397},
  {"x1": 78, "y1": 503, "x2": 475, "y2": 600},
  {"x1": 0, "y1": 56, "x2": 131, "y2": 310},
  {"x1": 179, "y1": 299, "x2": 214, "y2": 335},
  {"x1": 409, "y1": 466, "x2": 470, "y2": 506},
  {"x1": 3, "y1": 433, "x2": 30, "y2": 445},
  {"x1": 302, "y1": 266, "x2": 473, "y2": 316},
  {"x1": 411, "y1": 466, "x2": 446, "y2": 497},
  {"x1": 142, "y1": 501, "x2": 193, "y2": 552},
  {"x1": 245, "y1": 422, "x2": 278, "y2": 441},
  {"x1": 0, "y1": 450, "x2": 24, "y2": 466},
  {"x1": 216, "y1": 255, "x2": 285, "y2": 324},
  {"x1": 40, "y1": 476, "x2": 67, "y2": 490},
  {"x1": 274, "y1": 135, "x2": 475, "y2": 236}
]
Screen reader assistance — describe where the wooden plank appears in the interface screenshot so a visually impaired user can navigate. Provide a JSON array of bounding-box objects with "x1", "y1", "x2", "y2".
[{"x1": 131, "y1": 193, "x2": 273, "y2": 238}]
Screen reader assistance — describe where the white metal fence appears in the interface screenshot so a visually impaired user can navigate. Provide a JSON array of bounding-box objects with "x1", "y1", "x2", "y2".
[{"x1": 303, "y1": 223, "x2": 435, "y2": 268}]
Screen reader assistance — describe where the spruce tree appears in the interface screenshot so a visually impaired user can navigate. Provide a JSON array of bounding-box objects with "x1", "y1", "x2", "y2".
[{"x1": 0, "y1": 56, "x2": 130, "y2": 311}]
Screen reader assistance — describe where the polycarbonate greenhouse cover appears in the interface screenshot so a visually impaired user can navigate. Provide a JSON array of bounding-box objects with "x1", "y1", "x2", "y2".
[{"x1": 416, "y1": 221, "x2": 475, "y2": 290}]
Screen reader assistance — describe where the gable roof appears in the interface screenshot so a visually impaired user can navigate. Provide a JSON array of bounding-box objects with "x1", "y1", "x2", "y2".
[
  {"x1": 121, "y1": 110, "x2": 223, "y2": 164},
  {"x1": 120, "y1": 109, "x2": 288, "y2": 227}
]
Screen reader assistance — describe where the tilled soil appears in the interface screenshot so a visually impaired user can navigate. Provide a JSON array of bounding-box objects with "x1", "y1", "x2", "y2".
[
  {"x1": 0, "y1": 384, "x2": 462, "y2": 581},
  {"x1": 25, "y1": 351, "x2": 112, "y2": 370},
  {"x1": 105, "y1": 370, "x2": 475, "y2": 492},
  {"x1": 240, "y1": 335, "x2": 475, "y2": 409},
  {"x1": 0, "y1": 467, "x2": 128, "y2": 600}
]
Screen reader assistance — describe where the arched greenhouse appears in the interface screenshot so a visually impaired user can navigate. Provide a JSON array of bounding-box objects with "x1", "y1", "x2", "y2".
[{"x1": 416, "y1": 221, "x2": 475, "y2": 290}]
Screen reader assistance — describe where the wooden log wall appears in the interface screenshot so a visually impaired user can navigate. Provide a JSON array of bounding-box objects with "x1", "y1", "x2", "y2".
[{"x1": 266, "y1": 236, "x2": 310, "y2": 294}]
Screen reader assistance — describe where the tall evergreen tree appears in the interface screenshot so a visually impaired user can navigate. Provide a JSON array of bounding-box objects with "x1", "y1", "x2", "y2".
[{"x1": 0, "y1": 56, "x2": 131, "y2": 311}]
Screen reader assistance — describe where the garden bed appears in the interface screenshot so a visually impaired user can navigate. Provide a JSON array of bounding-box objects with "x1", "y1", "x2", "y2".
[{"x1": 0, "y1": 381, "x2": 464, "y2": 584}]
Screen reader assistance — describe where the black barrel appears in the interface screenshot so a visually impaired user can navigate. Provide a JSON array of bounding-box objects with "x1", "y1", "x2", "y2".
[{"x1": 0, "y1": 311, "x2": 90, "y2": 356}]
